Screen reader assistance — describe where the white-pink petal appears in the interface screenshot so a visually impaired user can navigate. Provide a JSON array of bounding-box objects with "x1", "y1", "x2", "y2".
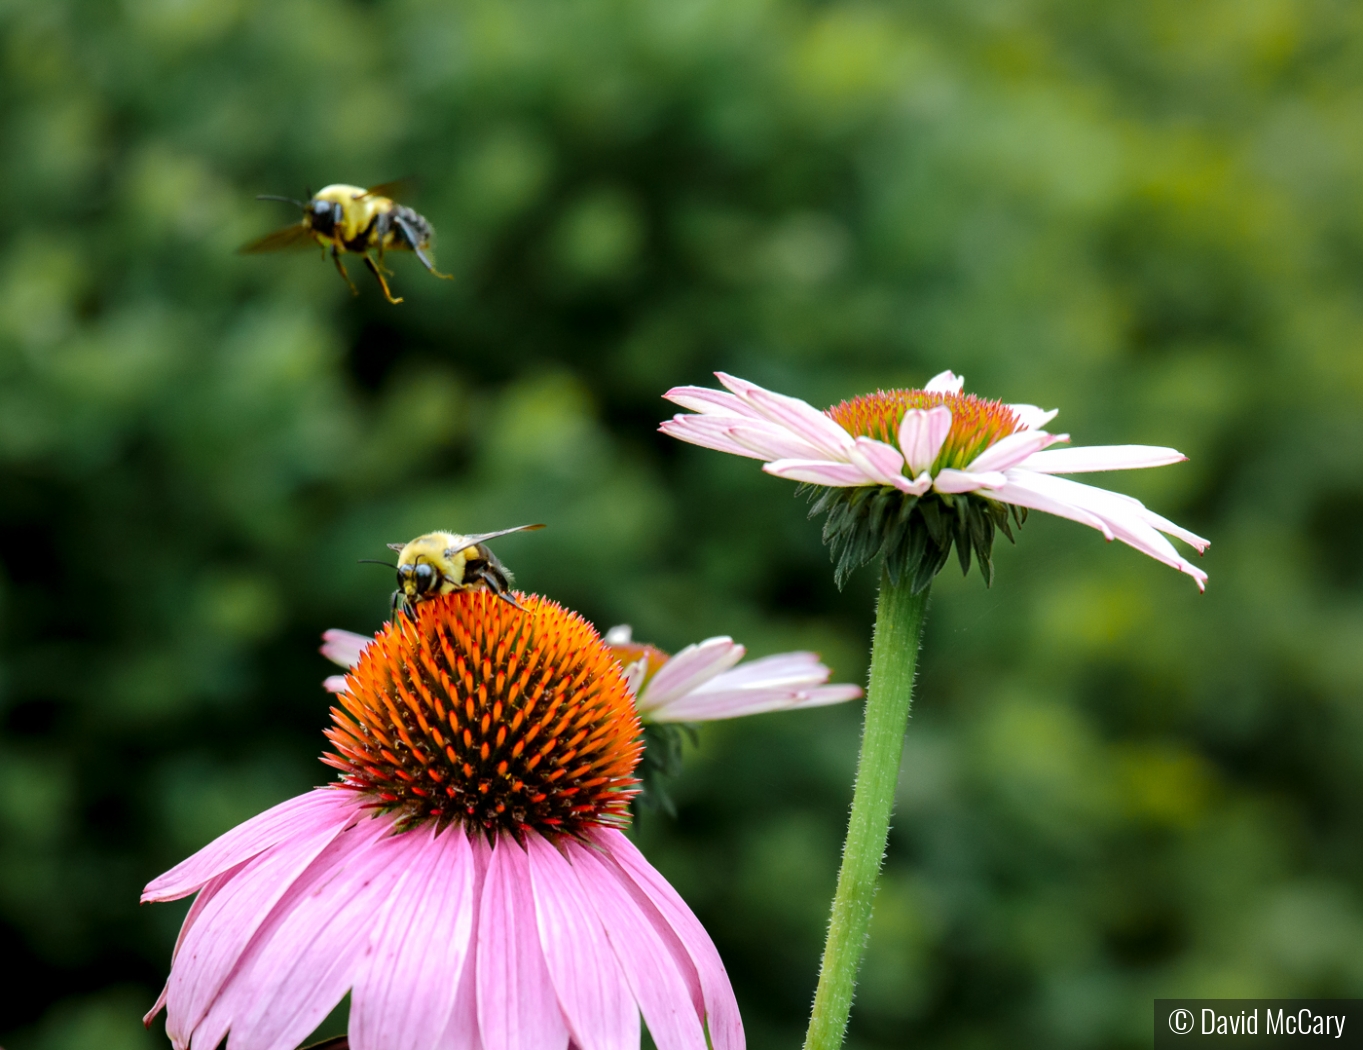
[
  {"x1": 638, "y1": 637, "x2": 745, "y2": 714},
  {"x1": 897, "y1": 406, "x2": 952, "y2": 475},
  {"x1": 659, "y1": 417, "x2": 769, "y2": 461},
  {"x1": 351, "y1": 826, "x2": 477, "y2": 1050},
  {"x1": 847, "y1": 437, "x2": 910, "y2": 489},
  {"x1": 923, "y1": 370, "x2": 964, "y2": 394},
  {"x1": 964, "y1": 430, "x2": 1067, "y2": 474},
  {"x1": 724, "y1": 421, "x2": 835, "y2": 461},
  {"x1": 323, "y1": 674, "x2": 349, "y2": 695},
  {"x1": 1019, "y1": 444, "x2": 1187, "y2": 474},
  {"x1": 999, "y1": 470, "x2": 1207, "y2": 589},
  {"x1": 646, "y1": 652, "x2": 862, "y2": 723},
  {"x1": 714, "y1": 373, "x2": 855, "y2": 460},
  {"x1": 983, "y1": 477, "x2": 1115, "y2": 540},
  {"x1": 1008, "y1": 403, "x2": 1059, "y2": 430},
  {"x1": 526, "y1": 833, "x2": 639, "y2": 1050},
  {"x1": 763, "y1": 458, "x2": 880, "y2": 488},
  {"x1": 477, "y1": 837, "x2": 570, "y2": 1050},
  {"x1": 932, "y1": 468, "x2": 1006, "y2": 494},
  {"x1": 661, "y1": 386, "x2": 763, "y2": 421}
]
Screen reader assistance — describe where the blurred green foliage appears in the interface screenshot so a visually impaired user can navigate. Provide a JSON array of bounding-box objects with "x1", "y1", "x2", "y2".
[{"x1": 2, "y1": 0, "x2": 1363, "y2": 1047}]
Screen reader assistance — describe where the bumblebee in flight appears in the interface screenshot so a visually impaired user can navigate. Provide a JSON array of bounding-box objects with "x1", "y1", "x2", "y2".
[
  {"x1": 386, "y1": 524, "x2": 545, "y2": 615},
  {"x1": 241, "y1": 182, "x2": 452, "y2": 304}
]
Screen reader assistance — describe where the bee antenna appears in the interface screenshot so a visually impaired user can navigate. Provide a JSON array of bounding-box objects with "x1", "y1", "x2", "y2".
[
  {"x1": 358, "y1": 559, "x2": 399, "y2": 569},
  {"x1": 257, "y1": 194, "x2": 305, "y2": 207}
]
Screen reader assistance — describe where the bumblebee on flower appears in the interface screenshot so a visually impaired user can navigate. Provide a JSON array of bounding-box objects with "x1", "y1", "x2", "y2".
[{"x1": 144, "y1": 591, "x2": 743, "y2": 1050}]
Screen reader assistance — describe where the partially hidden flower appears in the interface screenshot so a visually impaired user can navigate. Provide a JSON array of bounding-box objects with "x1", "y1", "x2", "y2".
[
  {"x1": 660, "y1": 370, "x2": 1208, "y2": 591},
  {"x1": 146, "y1": 591, "x2": 742, "y2": 1050},
  {"x1": 323, "y1": 626, "x2": 864, "y2": 723},
  {"x1": 600, "y1": 625, "x2": 862, "y2": 723}
]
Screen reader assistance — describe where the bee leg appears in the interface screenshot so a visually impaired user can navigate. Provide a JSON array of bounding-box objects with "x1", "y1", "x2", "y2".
[
  {"x1": 395, "y1": 215, "x2": 453, "y2": 280},
  {"x1": 473, "y1": 566, "x2": 529, "y2": 612},
  {"x1": 364, "y1": 254, "x2": 404, "y2": 304},
  {"x1": 331, "y1": 248, "x2": 359, "y2": 296}
]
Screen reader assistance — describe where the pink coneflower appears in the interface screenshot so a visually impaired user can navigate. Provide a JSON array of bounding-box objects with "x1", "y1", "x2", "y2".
[
  {"x1": 660, "y1": 370, "x2": 1208, "y2": 590},
  {"x1": 324, "y1": 626, "x2": 863, "y2": 723},
  {"x1": 145, "y1": 592, "x2": 743, "y2": 1050}
]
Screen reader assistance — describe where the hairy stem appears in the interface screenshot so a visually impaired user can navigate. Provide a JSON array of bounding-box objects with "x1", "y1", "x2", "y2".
[{"x1": 803, "y1": 567, "x2": 930, "y2": 1050}]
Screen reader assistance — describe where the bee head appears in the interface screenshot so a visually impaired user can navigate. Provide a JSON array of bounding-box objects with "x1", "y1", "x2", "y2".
[
  {"x1": 307, "y1": 199, "x2": 339, "y2": 235},
  {"x1": 397, "y1": 560, "x2": 441, "y2": 598}
]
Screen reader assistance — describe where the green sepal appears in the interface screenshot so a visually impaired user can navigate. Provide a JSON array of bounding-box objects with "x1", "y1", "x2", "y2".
[
  {"x1": 633, "y1": 720, "x2": 699, "y2": 818},
  {"x1": 804, "y1": 484, "x2": 1022, "y2": 591}
]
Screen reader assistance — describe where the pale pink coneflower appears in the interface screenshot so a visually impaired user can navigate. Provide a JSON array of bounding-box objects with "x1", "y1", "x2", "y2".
[
  {"x1": 600, "y1": 625, "x2": 861, "y2": 723},
  {"x1": 659, "y1": 370, "x2": 1208, "y2": 590},
  {"x1": 323, "y1": 626, "x2": 864, "y2": 723},
  {"x1": 145, "y1": 591, "x2": 743, "y2": 1050}
]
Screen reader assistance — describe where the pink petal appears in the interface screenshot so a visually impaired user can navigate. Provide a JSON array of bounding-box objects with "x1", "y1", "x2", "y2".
[
  {"x1": 1008, "y1": 403, "x2": 1059, "y2": 430},
  {"x1": 144, "y1": 788, "x2": 359, "y2": 903},
  {"x1": 321, "y1": 629, "x2": 372, "y2": 669},
  {"x1": 932, "y1": 469, "x2": 1006, "y2": 494},
  {"x1": 1019, "y1": 444, "x2": 1187, "y2": 474},
  {"x1": 526, "y1": 833, "x2": 639, "y2": 1050},
  {"x1": 323, "y1": 675, "x2": 349, "y2": 694},
  {"x1": 564, "y1": 841, "x2": 708, "y2": 1050},
  {"x1": 477, "y1": 835, "x2": 570, "y2": 1050},
  {"x1": 659, "y1": 417, "x2": 768, "y2": 460},
  {"x1": 592, "y1": 831, "x2": 743, "y2": 1050},
  {"x1": 147, "y1": 863, "x2": 248, "y2": 1027},
  {"x1": 208, "y1": 817, "x2": 414, "y2": 1050},
  {"x1": 964, "y1": 430, "x2": 1068, "y2": 474},
  {"x1": 714, "y1": 374, "x2": 854, "y2": 459},
  {"x1": 437, "y1": 840, "x2": 490, "y2": 1050},
  {"x1": 762, "y1": 458, "x2": 879, "y2": 487},
  {"x1": 351, "y1": 826, "x2": 478, "y2": 1050},
  {"x1": 923, "y1": 370, "x2": 964, "y2": 394},
  {"x1": 662, "y1": 386, "x2": 763, "y2": 420},
  {"x1": 897, "y1": 406, "x2": 952, "y2": 475},
  {"x1": 847, "y1": 437, "x2": 908, "y2": 489},
  {"x1": 639, "y1": 638, "x2": 745, "y2": 715},
  {"x1": 164, "y1": 803, "x2": 372, "y2": 1046}
]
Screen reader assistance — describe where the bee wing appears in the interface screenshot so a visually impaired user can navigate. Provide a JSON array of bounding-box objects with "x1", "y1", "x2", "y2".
[
  {"x1": 445, "y1": 523, "x2": 546, "y2": 553},
  {"x1": 238, "y1": 223, "x2": 314, "y2": 254},
  {"x1": 360, "y1": 177, "x2": 417, "y2": 202},
  {"x1": 387, "y1": 542, "x2": 407, "y2": 552}
]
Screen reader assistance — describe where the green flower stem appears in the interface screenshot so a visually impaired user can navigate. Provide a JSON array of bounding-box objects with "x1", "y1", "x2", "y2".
[{"x1": 803, "y1": 566, "x2": 930, "y2": 1050}]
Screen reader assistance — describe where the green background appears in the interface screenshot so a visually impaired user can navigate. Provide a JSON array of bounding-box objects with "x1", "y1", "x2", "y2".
[{"x1": 2, "y1": 0, "x2": 1362, "y2": 1047}]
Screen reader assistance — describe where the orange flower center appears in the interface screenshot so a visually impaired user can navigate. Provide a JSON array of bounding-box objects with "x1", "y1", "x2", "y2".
[
  {"x1": 827, "y1": 389, "x2": 1023, "y2": 472},
  {"x1": 324, "y1": 591, "x2": 642, "y2": 838}
]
